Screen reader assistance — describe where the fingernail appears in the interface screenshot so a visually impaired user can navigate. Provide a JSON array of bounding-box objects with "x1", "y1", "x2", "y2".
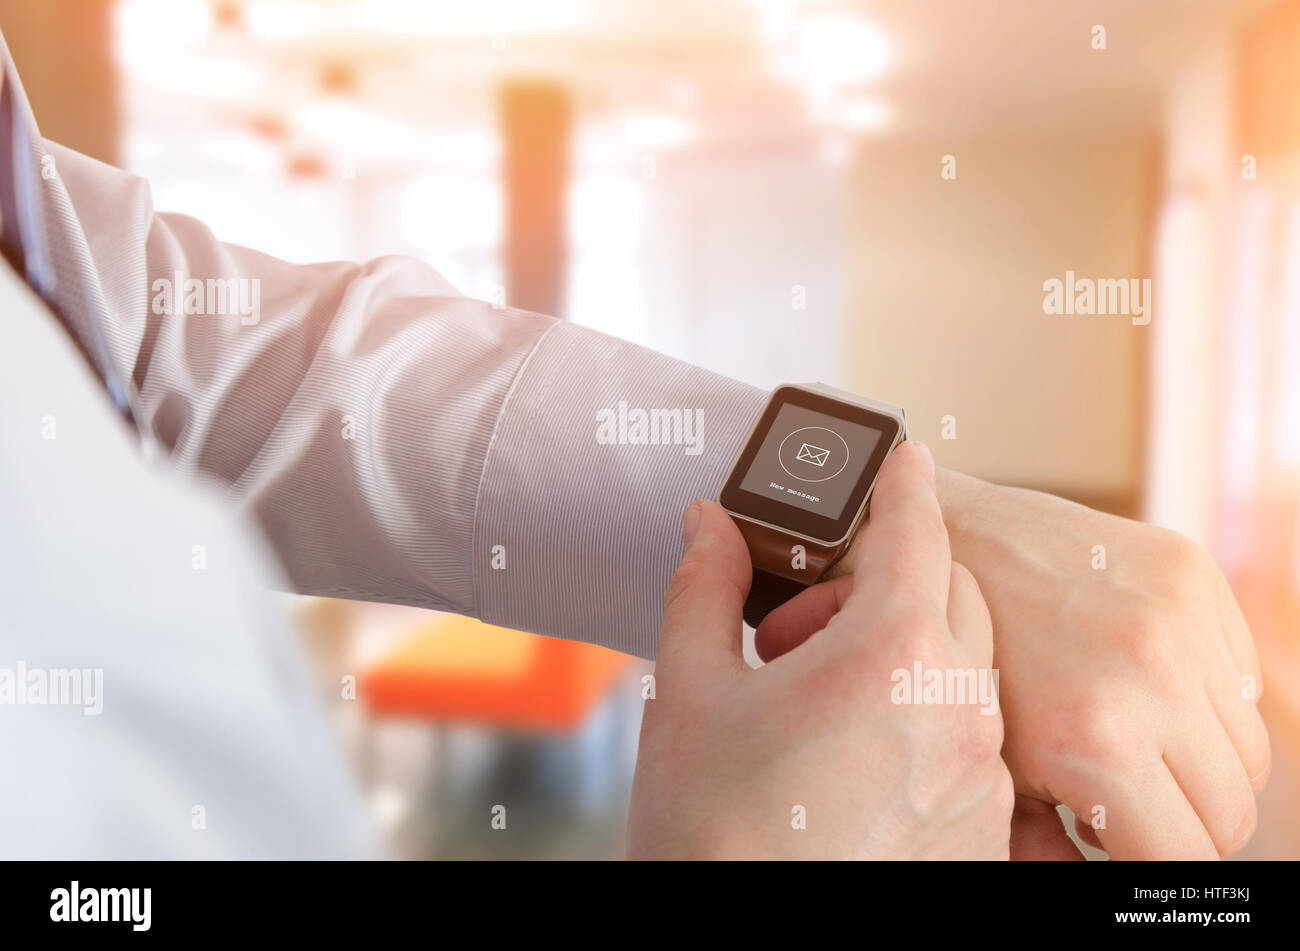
[
  {"x1": 683, "y1": 501, "x2": 703, "y2": 549},
  {"x1": 912, "y1": 441, "x2": 935, "y2": 480}
]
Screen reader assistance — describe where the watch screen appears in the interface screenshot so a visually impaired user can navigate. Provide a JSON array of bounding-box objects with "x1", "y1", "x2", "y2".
[
  {"x1": 737, "y1": 403, "x2": 883, "y2": 519},
  {"x1": 720, "y1": 386, "x2": 902, "y2": 544}
]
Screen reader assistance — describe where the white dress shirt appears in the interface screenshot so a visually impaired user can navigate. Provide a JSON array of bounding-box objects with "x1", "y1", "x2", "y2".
[{"x1": 0, "y1": 252, "x2": 379, "y2": 858}]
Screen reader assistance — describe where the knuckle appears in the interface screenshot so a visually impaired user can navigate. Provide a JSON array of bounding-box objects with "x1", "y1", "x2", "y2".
[
  {"x1": 1117, "y1": 604, "x2": 1179, "y2": 686},
  {"x1": 838, "y1": 637, "x2": 913, "y2": 696},
  {"x1": 1158, "y1": 530, "x2": 1215, "y2": 594},
  {"x1": 1171, "y1": 531, "x2": 1213, "y2": 573},
  {"x1": 1061, "y1": 691, "x2": 1147, "y2": 769},
  {"x1": 875, "y1": 631, "x2": 948, "y2": 688},
  {"x1": 877, "y1": 597, "x2": 946, "y2": 649}
]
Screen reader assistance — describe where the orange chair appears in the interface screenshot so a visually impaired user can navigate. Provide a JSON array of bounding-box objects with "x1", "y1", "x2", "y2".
[{"x1": 361, "y1": 614, "x2": 634, "y2": 732}]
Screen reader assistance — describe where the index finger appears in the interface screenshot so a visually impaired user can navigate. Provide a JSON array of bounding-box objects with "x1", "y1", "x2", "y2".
[{"x1": 847, "y1": 441, "x2": 951, "y2": 616}]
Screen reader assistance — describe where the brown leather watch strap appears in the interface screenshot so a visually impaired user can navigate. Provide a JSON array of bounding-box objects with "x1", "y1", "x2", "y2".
[
  {"x1": 731, "y1": 517, "x2": 841, "y2": 628},
  {"x1": 744, "y1": 569, "x2": 811, "y2": 628}
]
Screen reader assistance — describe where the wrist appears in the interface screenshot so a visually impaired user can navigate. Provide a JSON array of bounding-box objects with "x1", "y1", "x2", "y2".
[
  {"x1": 936, "y1": 467, "x2": 1094, "y2": 603},
  {"x1": 935, "y1": 466, "x2": 995, "y2": 563},
  {"x1": 828, "y1": 465, "x2": 1003, "y2": 581}
]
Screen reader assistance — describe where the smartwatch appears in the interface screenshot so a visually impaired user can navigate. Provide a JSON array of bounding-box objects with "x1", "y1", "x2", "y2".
[{"x1": 718, "y1": 383, "x2": 907, "y2": 628}]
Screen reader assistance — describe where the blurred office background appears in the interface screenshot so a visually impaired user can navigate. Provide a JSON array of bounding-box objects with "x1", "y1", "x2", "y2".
[{"x1": 3, "y1": 0, "x2": 1297, "y2": 858}]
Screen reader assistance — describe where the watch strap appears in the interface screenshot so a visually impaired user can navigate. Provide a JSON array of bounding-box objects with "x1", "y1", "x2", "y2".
[
  {"x1": 744, "y1": 569, "x2": 811, "y2": 628},
  {"x1": 731, "y1": 516, "x2": 839, "y2": 628}
]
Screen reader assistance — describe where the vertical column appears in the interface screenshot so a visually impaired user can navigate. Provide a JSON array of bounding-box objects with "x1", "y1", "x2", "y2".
[
  {"x1": 500, "y1": 81, "x2": 571, "y2": 317},
  {"x1": 0, "y1": 0, "x2": 119, "y2": 166}
]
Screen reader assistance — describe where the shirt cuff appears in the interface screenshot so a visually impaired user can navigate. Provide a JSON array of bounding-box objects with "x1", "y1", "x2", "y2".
[{"x1": 473, "y1": 320, "x2": 765, "y2": 659}]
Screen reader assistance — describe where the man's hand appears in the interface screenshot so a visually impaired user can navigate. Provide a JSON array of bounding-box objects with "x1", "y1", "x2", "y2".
[
  {"x1": 627, "y1": 443, "x2": 1013, "y2": 860},
  {"x1": 762, "y1": 467, "x2": 1270, "y2": 859}
]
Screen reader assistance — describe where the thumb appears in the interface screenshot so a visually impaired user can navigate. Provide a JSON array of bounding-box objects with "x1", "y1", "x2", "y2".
[
  {"x1": 847, "y1": 441, "x2": 951, "y2": 618},
  {"x1": 656, "y1": 500, "x2": 752, "y2": 677}
]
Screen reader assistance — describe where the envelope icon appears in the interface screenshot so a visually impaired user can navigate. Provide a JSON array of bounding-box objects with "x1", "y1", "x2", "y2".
[{"x1": 796, "y1": 443, "x2": 830, "y2": 467}]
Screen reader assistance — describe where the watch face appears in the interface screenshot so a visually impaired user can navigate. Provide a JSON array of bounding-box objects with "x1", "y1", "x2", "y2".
[{"x1": 720, "y1": 386, "x2": 903, "y2": 544}]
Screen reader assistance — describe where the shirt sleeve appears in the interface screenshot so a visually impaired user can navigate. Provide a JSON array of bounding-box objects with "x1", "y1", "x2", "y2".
[{"x1": 46, "y1": 141, "x2": 766, "y2": 660}]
